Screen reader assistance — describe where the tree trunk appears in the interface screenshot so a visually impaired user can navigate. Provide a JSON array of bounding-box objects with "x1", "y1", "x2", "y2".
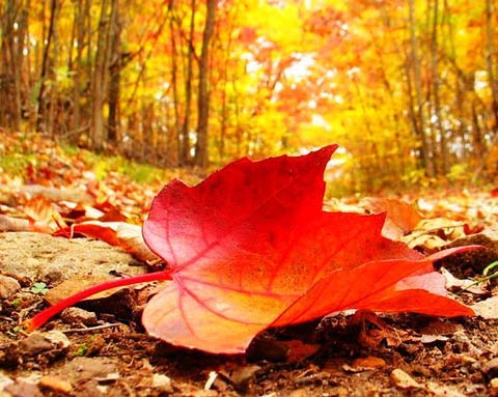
[
  {"x1": 168, "y1": 1, "x2": 181, "y2": 165},
  {"x1": 36, "y1": 0, "x2": 57, "y2": 133},
  {"x1": 408, "y1": 0, "x2": 434, "y2": 177},
  {"x1": 108, "y1": 0, "x2": 121, "y2": 144},
  {"x1": 194, "y1": 0, "x2": 216, "y2": 167},
  {"x1": 71, "y1": 0, "x2": 84, "y2": 136},
  {"x1": 91, "y1": 0, "x2": 112, "y2": 151},
  {"x1": 180, "y1": 0, "x2": 196, "y2": 165},
  {"x1": 430, "y1": 0, "x2": 448, "y2": 174},
  {"x1": 0, "y1": 0, "x2": 24, "y2": 130},
  {"x1": 485, "y1": 0, "x2": 498, "y2": 138}
]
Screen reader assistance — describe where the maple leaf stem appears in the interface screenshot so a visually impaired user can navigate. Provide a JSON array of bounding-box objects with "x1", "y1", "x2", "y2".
[{"x1": 27, "y1": 270, "x2": 172, "y2": 331}]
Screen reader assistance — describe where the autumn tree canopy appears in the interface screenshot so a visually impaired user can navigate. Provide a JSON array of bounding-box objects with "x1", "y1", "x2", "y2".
[{"x1": 0, "y1": 0, "x2": 497, "y2": 191}]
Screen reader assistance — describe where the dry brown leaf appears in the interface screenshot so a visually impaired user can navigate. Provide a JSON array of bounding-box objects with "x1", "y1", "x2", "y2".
[
  {"x1": 362, "y1": 197, "x2": 422, "y2": 240},
  {"x1": 471, "y1": 296, "x2": 498, "y2": 319},
  {"x1": 441, "y1": 267, "x2": 488, "y2": 295}
]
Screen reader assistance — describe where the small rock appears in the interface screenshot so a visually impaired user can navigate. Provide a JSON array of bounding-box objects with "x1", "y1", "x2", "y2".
[
  {"x1": 328, "y1": 386, "x2": 349, "y2": 397},
  {"x1": 61, "y1": 357, "x2": 117, "y2": 382},
  {"x1": 246, "y1": 337, "x2": 288, "y2": 362},
  {"x1": 152, "y1": 373, "x2": 173, "y2": 393},
  {"x1": 18, "y1": 333, "x2": 54, "y2": 356},
  {"x1": 490, "y1": 378, "x2": 498, "y2": 397},
  {"x1": 230, "y1": 365, "x2": 261, "y2": 392},
  {"x1": 61, "y1": 307, "x2": 98, "y2": 326},
  {"x1": 390, "y1": 368, "x2": 422, "y2": 390},
  {"x1": 39, "y1": 376, "x2": 72, "y2": 394},
  {"x1": 352, "y1": 356, "x2": 386, "y2": 370},
  {"x1": 191, "y1": 390, "x2": 218, "y2": 397},
  {"x1": 289, "y1": 389, "x2": 309, "y2": 397},
  {"x1": 2, "y1": 332, "x2": 70, "y2": 368},
  {"x1": 426, "y1": 381, "x2": 465, "y2": 397},
  {"x1": 0, "y1": 372, "x2": 14, "y2": 391},
  {"x1": 96, "y1": 372, "x2": 120, "y2": 384},
  {"x1": 420, "y1": 319, "x2": 464, "y2": 336},
  {"x1": 295, "y1": 371, "x2": 330, "y2": 385},
  {"x1": 419, "y1": 335, "x2": 449, "y2": 344},
  {"x1": 484, "y1": 358, "x2": 498, "y2": 379},
  {"x1": 43, "y1": 330, "x2": 71, "y2": 348},
  {"x1": 4, "y1": 381, "x2": 43, "y2": 397},
  {"x1": 0, "y1": 274, "x2": 21, "y2": 299}
]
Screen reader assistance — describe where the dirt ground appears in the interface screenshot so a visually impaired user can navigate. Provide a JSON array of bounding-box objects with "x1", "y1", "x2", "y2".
[{"x1": 0, "y1": 231, "x2": 497, "y2": 397}]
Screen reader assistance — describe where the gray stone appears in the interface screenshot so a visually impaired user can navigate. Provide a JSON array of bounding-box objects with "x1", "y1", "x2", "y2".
[{"x1": 0, "y1": 232, "x2": 147, "y2": 282}]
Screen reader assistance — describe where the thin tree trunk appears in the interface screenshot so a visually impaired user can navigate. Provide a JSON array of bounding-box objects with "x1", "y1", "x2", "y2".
[
  {"x1": 408, "y1": 0, "x2": 434, "y2": 177},
  {"x1": 36, "y1": 0, "x2": 57, "y2": 133},
  {"x1": 180, "y1": 0, "x2": 196, "y2": 165},
  {"x1": 108, "y1": 0, "x2": 121, "y2": 144},
  {"x1": 168, "y1": 1, "x2": 181, "y2": 165},
  {"x1": 195, "y1": 0, "x2": 216, "y2": 167},
  {"x1": 91, "y1": 0, "x2": 112, "y2": 150},
  {"x1": 430, "y1": 0, "x2": 448, "y2": 174},
  {"x1": 71, "y1": 0, "x2": 83, "y2": 135},
  {"x1": 485, "y1": 0, "x2": 498, "y2": 138},
  {"x1": 0, "y1": 0, "x2": 24, "y2": 130}
]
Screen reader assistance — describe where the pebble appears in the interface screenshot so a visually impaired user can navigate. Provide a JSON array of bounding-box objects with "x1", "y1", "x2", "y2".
[
  {"x1": 4, "y1": 381, "x2": 42, "y2": 397},
  {"x1": 38, "y1": 375, "x2": 73, "y2": 394},
  {"x1": 0, "y1": 372, "x2": 14, "y2": 391},
  {"x1": 43, "y1": 330, "x2": 71, "y2": 348},
  {"x1": 390, "y1": 368, "x2": 422, "y2": 390},
  {"x1": 18, "y1": 333, "x2": 54, "y2": 356},
  {"x1": 61, "y1": 307, "x2": 98, "y2": 326},
  {"x1": 230, "y1": 365, "x2": 261, "y2": 392},
  {"x1": 328, "y1": 386, "x2": 349, "y2": 397},
  {"x1": 288, "y1": 389, "x2": 309, "y2": 397},
  {"x1": 152, "y1": 373, "x2": 173, "y2": 393},
  {"x1": 490, "y1": 378, "x2": 498, "y2": 397},
  {"x1": 246, "y1": 338, "x2": 288, "y2": 362},
  {"x1": 484, "y1": 358, "x2": 498, "y2": 379},
  {"x1": 0, "y1": 275, "x2": 21, "y2": 299}
]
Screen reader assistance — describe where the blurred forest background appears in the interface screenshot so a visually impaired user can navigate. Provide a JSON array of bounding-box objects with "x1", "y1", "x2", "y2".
[{"x1": 0, "y1": 0, "x2": 497, "y2": 193}]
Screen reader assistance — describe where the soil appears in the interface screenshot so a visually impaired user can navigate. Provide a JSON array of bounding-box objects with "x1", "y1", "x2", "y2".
[{"x1": 0, "y1": 232, "x2": 497, "y2": 397}]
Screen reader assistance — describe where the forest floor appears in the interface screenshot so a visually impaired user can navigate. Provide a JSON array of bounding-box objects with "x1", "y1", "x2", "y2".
[{"x1": 0, "y1": 132, "x2": 497, "y2": 396}]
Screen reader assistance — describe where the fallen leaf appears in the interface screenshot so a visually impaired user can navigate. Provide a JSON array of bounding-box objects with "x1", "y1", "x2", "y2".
[
  {"x1": 390, "y1": 368, "x2": 422, "y2": 390},
  {"x1": 23, "y1": 195, "x2": 66, "y2": 231},
  {"x1": 0, "y1": 214, "x2": 50, "y2": 233},
  {"x1": 362, "y1": 197, "x2": 422, "y2": 240},
  {"x1": 18, "y1": 185, "x2": 93, "y2": 203},
  {"x1": 426, "y1": 381, "x2": 466, "y2": 397},
  {"x1": 420, "y1": 319, "x2": 464, "y2": 336},
  {"x1": 471, "y1": 296, "x2": 498, "y2": 319},
  {"x1": 30, "y1": 146, "x2": 475, "y2": 354},
  {"x1": 351, "y1": 356, "x2": 386, "y2": 370},
  {"x1": 441, "y1": 267, "x2": 488, "y2": 295},
  {"x1": 44, "y1": 276, "x2": 125, "y2": 305},
  {"x1": 141, "y1": 147, "x2": 472, "y2": 353},
  {"x1": 54, "y1": 221, "x2": 160, "y2": 263},
  {"x1": 38, "y1": 376, "x2": 73, "y2": 394}
]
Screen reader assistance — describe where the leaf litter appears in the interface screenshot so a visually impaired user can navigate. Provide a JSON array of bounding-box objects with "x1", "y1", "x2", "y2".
[{"x1": 0, "y1": 139, "x2": 497, "y2": 396}]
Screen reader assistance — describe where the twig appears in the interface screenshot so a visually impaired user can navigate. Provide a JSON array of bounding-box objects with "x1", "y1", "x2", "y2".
[
  {"x1": 410, "y1": 223, "x2": 467, "y2": 234},
  {"x1": 63, "y1": 323, "x2": 122, "y2": 334},
  {"x1": 462, "y1": 261, "x2": 498, "y2": 292},
  {"x1": 18, "y1": 302, "x2": 43, "y2": 324}
]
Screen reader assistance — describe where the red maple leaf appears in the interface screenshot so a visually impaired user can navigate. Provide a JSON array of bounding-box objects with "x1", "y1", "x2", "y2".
[{"x1": 29, "y1": 146, "x2": 474, "y2": 354}]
